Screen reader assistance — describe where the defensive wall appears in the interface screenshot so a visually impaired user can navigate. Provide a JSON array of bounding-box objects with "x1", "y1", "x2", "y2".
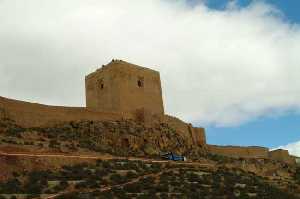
[
  {"x1": 208, "y1": 145, "x2": 269, "y2": 159},
  {"x1": 0, "y1": 96, "x2": 206, "y2": 148},
  {"x1": 160, "y1": 115, "x2": 206, "y2": 147},
  {"x1": 0, "y1": 96, "x2": 295, "y2": 164},
  {"x1": 269, "y1": 149, "x2": 296, "y2": 165},
  {"x1": 0, "y1": 96, "x2": 134, "y2": 128},
  {"x1": 0, "y1": 60, "x2": 295, "y2": 165},
  {"x1": 208, "y1": 145, "x2": 296, "y2": 164}
]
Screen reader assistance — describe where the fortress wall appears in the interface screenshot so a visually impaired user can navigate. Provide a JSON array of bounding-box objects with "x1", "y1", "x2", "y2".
[
  {"x1": 161, "y1": 115, "x2": 206, "y2": 147},
  {"x1": 0, "y1": 96, "x2": 134, "y2": 128},
  {"x1": 208, "y1": 145, "x2": 269, "y2": 159},
  {"x1": 161, "y1": 115, "x2": 192, "y2": 146},
  {"x1": 269, "y1": 149, "x2": 296, "y2": 165},
  {"x1": 191, "y1": 127, "x2": 206, "y2": 146},
  {"x1": 0, "y1": 96, "x2": 207, "y2": 148}
]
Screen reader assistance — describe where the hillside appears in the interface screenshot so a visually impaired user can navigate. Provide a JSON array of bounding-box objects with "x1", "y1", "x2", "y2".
[
  {"x1": 0, "y1": 156, "x2": 299, "y2": 199},
  {"x1": 0, "y1": 117, "x2": 300, "y2": 199},
  {"x1": 0, "y1": 117, "x2": 204, "y2": 157}
]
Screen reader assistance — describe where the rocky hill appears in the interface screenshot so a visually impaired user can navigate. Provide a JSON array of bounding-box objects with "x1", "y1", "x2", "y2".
[
  {"x1": 0, "y1": 117, "x2": 204, "y2": 157},
  {"x1": 0, "y1": 117, "x2": 300, "y2": 199}
]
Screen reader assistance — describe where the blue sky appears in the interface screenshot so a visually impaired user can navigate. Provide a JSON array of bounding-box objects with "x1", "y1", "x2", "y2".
[
  {"x1": 205, "y1": 113, "x2": 300, "y2": 148},
  {"x1": 189, "y1": 0, "x2": 300, "y2": 23},
  {"x1": 192, "y1": 0, "x2": 300, "y2": 152}
]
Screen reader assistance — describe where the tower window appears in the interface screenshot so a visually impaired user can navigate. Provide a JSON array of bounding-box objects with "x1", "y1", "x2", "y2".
[
  {"x1": 98, "y1": 79, "x2": 104, "y2": 90},
  {"x1": 137, "y1": 77, "x2": 144, "y2": 88}
]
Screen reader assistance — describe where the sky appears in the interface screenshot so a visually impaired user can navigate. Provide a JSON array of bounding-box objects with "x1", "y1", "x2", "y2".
[
  {"x1": 193, "y1": 0, "x2": 300, "y2": 156},
  {"x1": 0, "y1": 0, "x2": 299, "y2": 156}
]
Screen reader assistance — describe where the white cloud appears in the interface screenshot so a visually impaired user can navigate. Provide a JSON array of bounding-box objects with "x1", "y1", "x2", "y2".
[
  {"x1": 276, "y1": 141, "x2": 300, "y2": 157},
  {"x1": 0, "y1": 0, "x2": 300, "y2": 127}
]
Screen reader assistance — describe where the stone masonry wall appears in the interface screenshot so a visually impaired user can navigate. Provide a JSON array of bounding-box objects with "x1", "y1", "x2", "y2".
[
  {"x1": 161, "y1": 115, "x2": 206, "y2": 147},
  {"x1": 208, "y1": 145, "x2": 269, "y2": 159},
  {"x1": 0, "y1": 96, "x2": 207, "y2": 149},
  {"x1": 269, "y1": 149, "x2": 296, "y2": 165},
  {"x1": 0, "y1": 96, "x2": 134, "y2": 128},
  {"x1": 188, "y1": 125, "x2": 206, "y2": 146},
  {"x1": 86, "y1": 60, "x2": 164, "y2": 115}
]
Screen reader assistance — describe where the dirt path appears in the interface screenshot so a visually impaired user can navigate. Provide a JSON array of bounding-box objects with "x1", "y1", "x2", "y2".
[
  {"x1": 0, "y1": 150, "x2": 215, "y2": 199},
  {"x1": 0, "y1": 150, "x2": 214, "y2": 167},
  {"x1": 99, "y1": 168, "x2": 177, "y2": 192},
  {"x1": 44, "y1": 168, "x2": 178, "y2": 199}
]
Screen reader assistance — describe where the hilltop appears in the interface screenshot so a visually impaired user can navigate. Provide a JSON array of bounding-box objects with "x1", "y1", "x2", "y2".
[
  {"x1": 0, "y1": 60, "x2": 299, "y2": 198},
  {"x1": 0, "y1": 117, "x2": 300, "y2": 198}
]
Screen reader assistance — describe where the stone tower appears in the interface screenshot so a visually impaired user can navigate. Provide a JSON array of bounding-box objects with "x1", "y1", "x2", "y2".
[{"x1": 85, "y1": 60, "x2": 164, "y2": 116}]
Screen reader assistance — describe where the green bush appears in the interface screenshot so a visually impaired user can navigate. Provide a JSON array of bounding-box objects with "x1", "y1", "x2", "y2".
[
  {"x1": 123, "y1": 183, "x2": 142, "y2": 193},
  {"x1": 126, "y1": 171, "x2": 137, "y2": 179},
  {"x1": 110, "y1": 173, "x2": 124, "y2": 184},
  {"x1": 6, "y1": 126, "x2": 24, "y2": 137},
  {"x1": 53, "y1": 180, "x2": 69, "y2": 192},
  {"x1": 0, "y1": 179, "x2": 23, "y2": 194},
  {"x1": 49, "y1": 140, "x2": 60, "y2": 148},
  {"x1": 295, "y1": 167, "x2": 300, "y2": 184},
  {"x1": 23, "y1": 171, "x2": 52, "y2": 194}
]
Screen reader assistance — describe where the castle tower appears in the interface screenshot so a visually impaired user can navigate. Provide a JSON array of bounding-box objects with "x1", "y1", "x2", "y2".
[{"x1": 85, "y1": 60, "x2": 164, "y2": 116}]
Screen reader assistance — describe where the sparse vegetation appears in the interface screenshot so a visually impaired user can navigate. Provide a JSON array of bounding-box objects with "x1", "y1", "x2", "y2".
[
  {"x1": 0, "y1": 118, "x2": 194, "y2": 158},
  {"x1": 296, "y1": 167, "x2": 300, "y2": 184},
  {"x1": 0, "y1": 118, "x2": 299, "y2": 198},
  {"x1": 1, "y1": 159, "x2": 298, "y2": 199}
]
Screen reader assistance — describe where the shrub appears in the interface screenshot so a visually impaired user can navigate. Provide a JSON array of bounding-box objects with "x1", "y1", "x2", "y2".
[
  {"x1": 295, "y1": 167, "x2": 300, "y2": 184},
  {"x1": 112, "y1": 187, "x2": 128, "y2": 198},
  {"x1": 49, "y1": 140, "x2": 60, "y2": 148},
  {"x1": 53, "y1": 180, "x2": 69, "y2": 192},
  {"x1": 6, "y1": 126, "x2": 24, "y2": 137},
  {"x1": 24, "y1": 171, "x2": 51, "y2": 194},
  {"x1": 126, "y1": 171, "x2": 137, "y2": 179},
  {"x1": 123, "y1": 183, "x2": 141, "y2": 193},
  {"x1": 110, "y1": 173, "x2": 124, "y2": 184},
  {"x1": 0, "y1": 179, "x2": 23, "y2": 194},
  {"x1": 75, "y1": 181, "x2": 88, "y2": 189}
]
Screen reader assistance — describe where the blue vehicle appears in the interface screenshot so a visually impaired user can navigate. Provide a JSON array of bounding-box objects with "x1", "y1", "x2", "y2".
[{"x1": 161, "y1": 152, "x2": 187, "y2": 161}]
